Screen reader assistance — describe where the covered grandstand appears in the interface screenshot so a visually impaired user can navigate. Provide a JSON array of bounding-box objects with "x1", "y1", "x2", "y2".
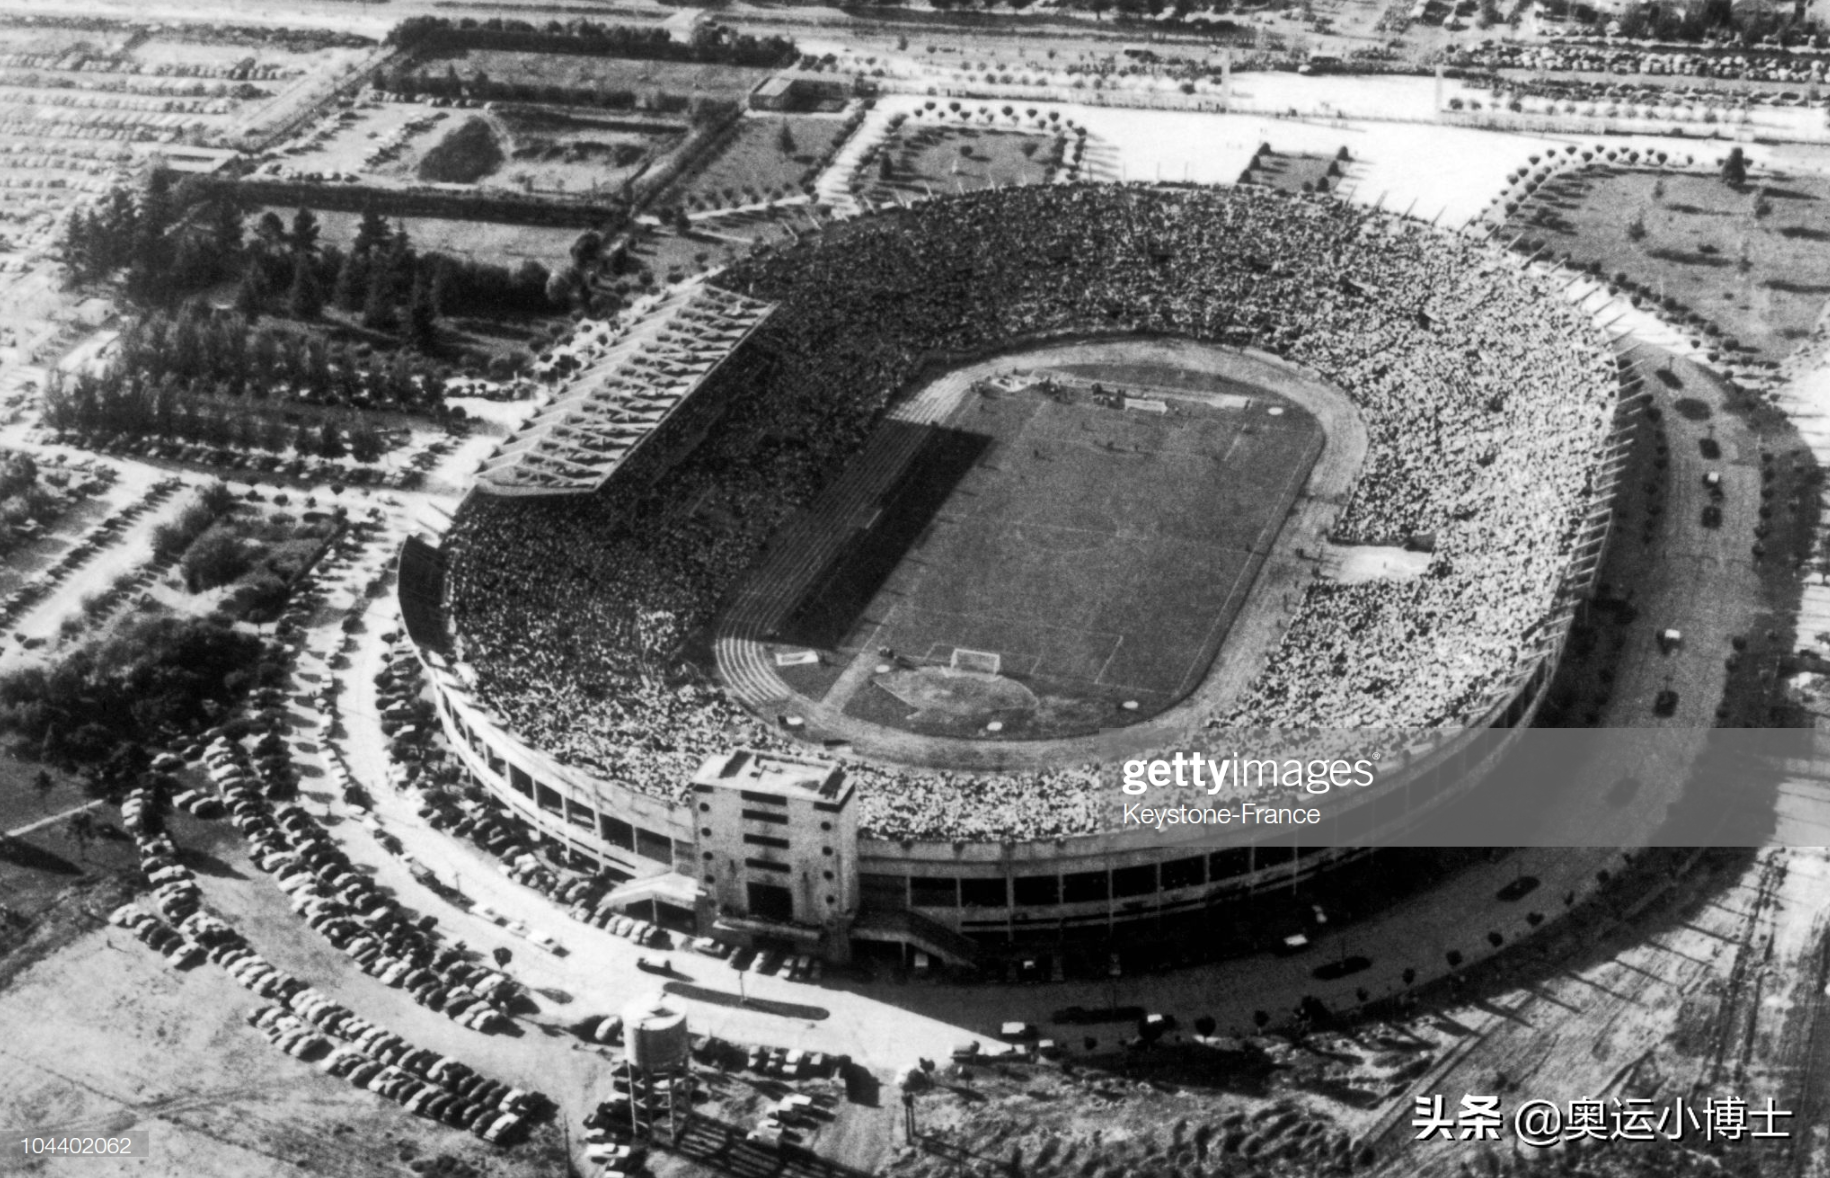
[{"x1": 474, "y1": 284, "x2": 775, "y2": 497}]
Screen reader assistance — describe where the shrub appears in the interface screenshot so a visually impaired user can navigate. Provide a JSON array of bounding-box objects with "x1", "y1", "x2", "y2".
[
  {"x1": 417, "y1": 117, "x2": 505, "y2": 184},
  {"x1": 181, "y1": 529, "x2": 251, "y2": 592}
]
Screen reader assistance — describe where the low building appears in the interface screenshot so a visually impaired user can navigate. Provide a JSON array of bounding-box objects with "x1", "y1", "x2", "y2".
[{"x1": 750, "y1": 76, "x2": 800, "y2": 112}]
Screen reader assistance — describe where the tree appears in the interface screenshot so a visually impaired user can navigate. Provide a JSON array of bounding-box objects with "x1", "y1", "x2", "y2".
[
  {"x1": 289, "y1": 207, "x2": 321, "y2": 257},
  {"x1": 361, "y1": 252, "x2": 397, "y2": 331},
  {"x1": 67, "y1": 811, "x2": 93, "y2": 861},
  {"x1": 333, "y1": 249, "x2": 366, "y2": 314},
  {"x1": 180, "y1": 530, "x2": 250, "y2": 592},
  {"x1": 777, "y1": 120, "x2": 797, "y2": 154},
  {"x1": 254, "y1": 210, "x2": 288, "y2": 253},
  {"x1": 545, "y1": 265, "x2": 582, "y2": 310},
  {"x1": 234, "y1": 265, "x2": 267, "y2": 321},
  {"x1": 318, "y1": 419, "x2": 346, "y2": 460},
  {"x1": 405, "y1": 271, "x2": 438, "y2": 352},
  {"x1": 304, "y1": 337, "x2": 333, "y2": 399},
  {"x1": 348, "y1": 419, "x2": 385, "y2": 464},
  {"x1": 57, "y1": 210, "x2": 94, "y2": 283},
  {"x1": 288, "y1": 254, "x2": 323, "y2": 320},
  {"x1": 207, "y1": 196, "x2": 245, "y2": 264},
  {"x1": 1626, "y1": 210, "x2": 1647, "y2": 242},
  {"x1": 352, "y1": 207, "x2": 391, "y2": 259},
  {"x1": 32, "y1": 767, "x2": 54, "y2": 811},
  {"x1": 1722, "y1": 146, "x2": 1747, "y2": 187},
  {"x1": 570, "y1": 230, "x2": 604, "y2": 271}
]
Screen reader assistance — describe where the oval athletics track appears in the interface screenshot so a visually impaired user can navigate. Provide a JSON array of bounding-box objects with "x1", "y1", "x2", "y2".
[{"x1": 708, "y1": 336, "x2": 1368, "y2": 774}]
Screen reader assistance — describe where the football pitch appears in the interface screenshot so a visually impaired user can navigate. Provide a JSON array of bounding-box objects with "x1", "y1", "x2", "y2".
[{"x1": 781, "y1": 365, "x2": 1322, "y2": 739}]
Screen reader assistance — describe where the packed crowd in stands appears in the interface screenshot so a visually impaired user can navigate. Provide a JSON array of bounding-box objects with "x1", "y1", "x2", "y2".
[{"x1": 440, "y1": 184, "x2": 1617, "y2": 842}]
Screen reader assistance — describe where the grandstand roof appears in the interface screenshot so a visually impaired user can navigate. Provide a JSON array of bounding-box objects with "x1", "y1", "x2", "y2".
[{"x1": 474, "y1": 283, "x2": 775, "y2": 497}]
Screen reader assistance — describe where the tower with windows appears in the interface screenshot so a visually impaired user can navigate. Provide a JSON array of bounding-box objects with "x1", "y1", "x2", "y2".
[{"x1": 691, "y1": 749, "x2": 858, "y2": 962}]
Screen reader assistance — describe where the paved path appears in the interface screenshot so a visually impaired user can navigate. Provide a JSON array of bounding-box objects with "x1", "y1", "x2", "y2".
[{"x1": 5, "y1": 798, "x2": 104, "y2": 840}]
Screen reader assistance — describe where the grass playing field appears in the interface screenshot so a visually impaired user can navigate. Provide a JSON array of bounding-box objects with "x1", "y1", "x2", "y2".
[{"x1": 784, "y1": 368, "x2": 1320, "y2": 740}]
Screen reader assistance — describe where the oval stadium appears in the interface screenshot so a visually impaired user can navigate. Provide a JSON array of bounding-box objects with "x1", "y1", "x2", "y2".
[{"x1": 397, "y1": 182, "x2": 1628, "y2": 971}]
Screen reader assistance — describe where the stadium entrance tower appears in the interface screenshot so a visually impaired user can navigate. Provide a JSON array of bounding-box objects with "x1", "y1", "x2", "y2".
[{"x1": 691, "y1": 750, "x2": 859, "y2": 963}]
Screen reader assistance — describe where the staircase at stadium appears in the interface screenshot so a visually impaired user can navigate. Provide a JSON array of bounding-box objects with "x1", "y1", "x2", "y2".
[{"x1": 850, "y1": 904, "x2": 983, "y2": 969}]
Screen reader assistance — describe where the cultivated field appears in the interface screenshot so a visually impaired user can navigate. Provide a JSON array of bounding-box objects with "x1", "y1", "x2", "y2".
[{"x1": 1510, "y1": 164, "x2": 1830, "y2": 361}]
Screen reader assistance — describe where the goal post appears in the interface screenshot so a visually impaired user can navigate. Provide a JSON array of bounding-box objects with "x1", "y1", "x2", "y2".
[{"x1": 949, "y1": 647, "x2": 1002, "y2": 675}]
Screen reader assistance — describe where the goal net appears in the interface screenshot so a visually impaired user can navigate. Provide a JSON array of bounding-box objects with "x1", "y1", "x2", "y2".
[{"x1": 949, "y1": 647, "x2": 1002, "y2": 675}]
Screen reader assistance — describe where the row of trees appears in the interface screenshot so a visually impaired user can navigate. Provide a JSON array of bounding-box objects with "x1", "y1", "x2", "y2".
[
  {"x1": 380, "y1": 63, "x2": 741, "y2": 125},
  {"x1": 87, "y1": 303, "x2": 441, "y2": 411},
  {"x1": 386, "y1": 15, "x2": 795, "y2": 69},
  {"x1": 43, "y1": 369, "x2": 392, "y2": 463}
]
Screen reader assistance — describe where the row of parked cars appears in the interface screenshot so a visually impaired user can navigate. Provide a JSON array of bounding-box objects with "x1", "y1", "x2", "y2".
[
  {"x1": 207, "y1": 735, "x2": 520, "y2": 1034},
  {"x1": 118, "y1": 737, "x2": 553, "y2": 1150},
  {"x1": 313, "y1": 1016, "x2": 545, "y2": 1144},
  {"x1": 1464, "y1": 38, "x2": 1830, "y2": 87},
  {"x1": 567, "y1": 900, "x2": 666, "y2": 947},
  {"x1": 127, "y1": 818, "x2": 206, "y2": 924},
  {"x1": 0, "y1": 477, "x2": 181, "y2": 628},
  {"x1": 716, "y1": 941, "x2": 822, "y2": 984},
  {"x1": 108, "y1": 902, "x2": 204, "y2": 969},
  {"x1": 235, "y1": 978, "x2": 548, "y2": 1145}
]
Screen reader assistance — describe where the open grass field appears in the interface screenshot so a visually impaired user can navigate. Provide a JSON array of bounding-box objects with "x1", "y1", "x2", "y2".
[
  {"x1": 794, "y1": 371, "x2": 1319, "y2": 739},
  {"x1": 674, "y1": 113, "x2": 853, "y2": 210},
  {"x1": 418, "y1": 49, "x2": 770, "y2": 103},
  {"x1": 863, "y1": 124, "x2": 1061, "y2": 202},
  {"x1": 1509, "y1": 165, "x2": 1830, "y2": 361}
]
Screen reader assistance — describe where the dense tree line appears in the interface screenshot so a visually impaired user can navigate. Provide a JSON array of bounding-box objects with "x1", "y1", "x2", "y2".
[
  {"x1": 202, "y1": 177, "x2": 623, "y2": 230},
  {"x1": 59, "y1": 176, "x2": 561, "y2": 349},
  {"x1": 0, "y1": 613, "x2": 269, "y2": 768},
  {"x1": 381, "y1": 62, "x2": 741, "y2": 125},
  {"x1": 386, "y1": 15, "x2": 795, "y2": 69}
]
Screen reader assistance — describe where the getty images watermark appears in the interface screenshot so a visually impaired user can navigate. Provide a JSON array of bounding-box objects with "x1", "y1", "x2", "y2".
[{"x1": 1117, "y1": 751, "x2": 1377, "y2": 830}]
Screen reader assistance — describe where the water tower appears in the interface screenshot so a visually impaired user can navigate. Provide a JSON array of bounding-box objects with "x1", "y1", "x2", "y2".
[{"x1": 620, "y1": 991, "x2": 692, "y2": 1140}]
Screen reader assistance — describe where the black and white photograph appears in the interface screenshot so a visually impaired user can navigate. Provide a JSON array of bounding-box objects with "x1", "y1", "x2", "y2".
[{"x1": 0, "y1": 0, "x2": 1825, "y2": 1175}]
